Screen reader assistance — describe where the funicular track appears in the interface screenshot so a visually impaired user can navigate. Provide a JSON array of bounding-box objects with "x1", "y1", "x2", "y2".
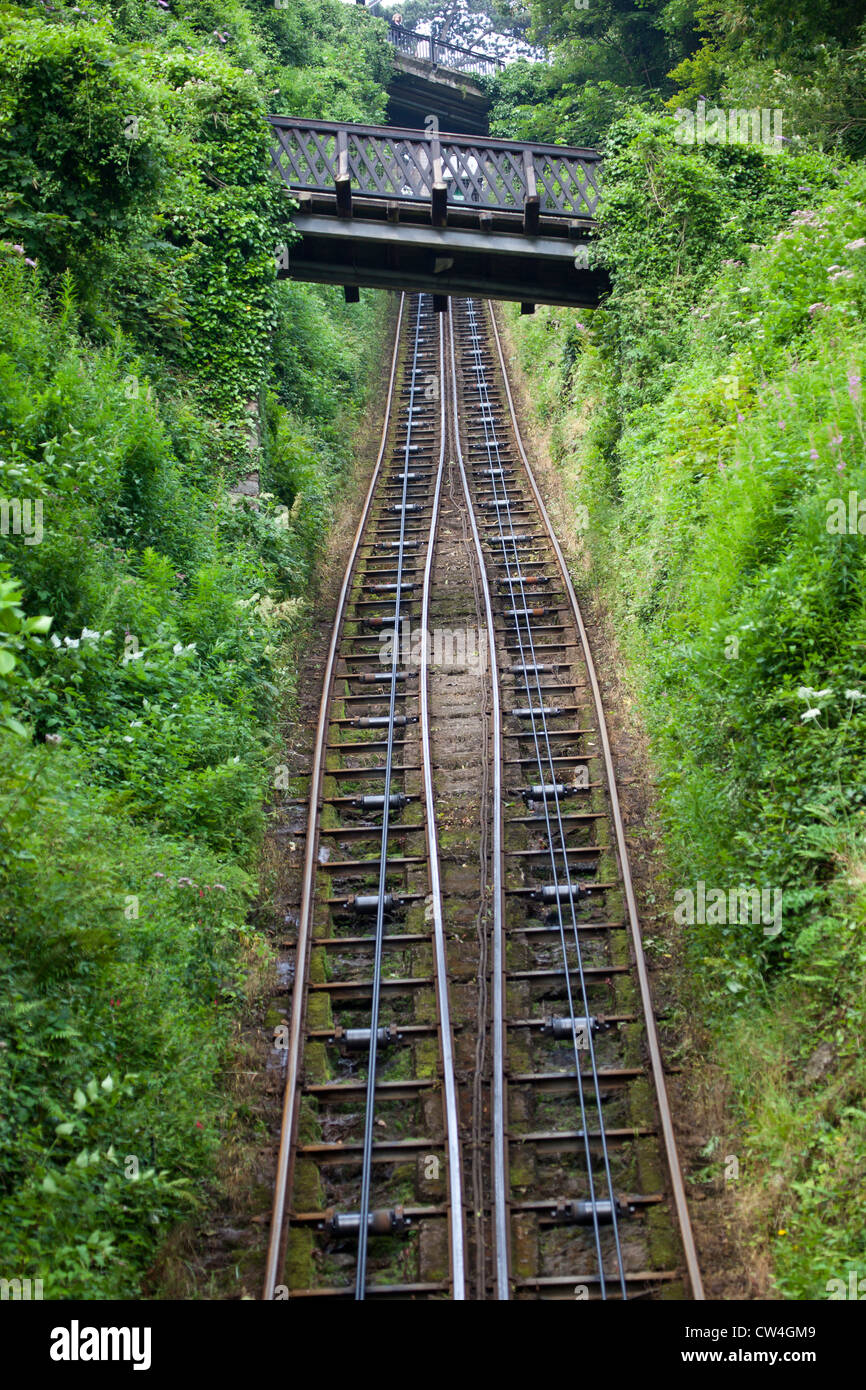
[
  {"x1": 449, "y1": 298, "x2": 704, "y2": 1301},
  {"x1": 263, "y1": 291, "x2": 704, "y2": 1302},
  {"x1": 263, "y1": 293, "x2": 465, "y2": 1300}
]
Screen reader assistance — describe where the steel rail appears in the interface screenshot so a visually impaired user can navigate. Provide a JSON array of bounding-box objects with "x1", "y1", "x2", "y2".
[
  {"x1": 455, "y1": 298, "x2": 626, "y2": 1298},
  {"x1": 418, "y1": 313, "x2": 467, "y2": 1300},
  {"x1": 355, "y1": 295, "x2": 428, "y2": 1299},
  {"x1": 488, "y1": 302, "x2": 706, "y2": 1301},
  {"x1": 446, "y1": 305, "x2": 509, "y2": 1300}
]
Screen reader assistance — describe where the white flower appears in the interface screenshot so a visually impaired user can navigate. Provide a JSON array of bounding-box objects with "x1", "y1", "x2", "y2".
[
  {"x1": 845, "y1": 689, "x2": 863, "y2": 702},
  {"x1": 813, "y1": 688, "x2": 833, "y2": 700},
  {"x1": 50, "y1": 634, "x2": 62, "y2": 648},
  {"x1": 63, "y1": 637, "x2": 80, "y2": 649},
  {"x1": 845, "y1": 238, "x2": 866, "y2": 250},
  {"x1": 172, "y1": 642, "x2": 197, "y2": 657},
  {"x1": 122, "y1": 735, "x2": 134, "y2": 743},
  {"x1": 801, "y1": 708, "x2": 821, "y2": 722},
  {"x1": 80, "y1": 628, "x2": 100, "y2": 642},
  {"x1": 130, "y1": 720, "x2": 144, "y2": 727}
]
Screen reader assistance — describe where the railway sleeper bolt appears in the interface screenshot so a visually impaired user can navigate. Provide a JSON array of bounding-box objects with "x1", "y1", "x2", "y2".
[
  {"x1": 356, "y1": 671, "x2": 408, "y2": 683},
  {"x1": 510, "y1": 706, "x2": 562, "y2": 718},
  {"x1": 551, "y1": 1197, "x2": 634, "y2": 1226},
  {"x1": 505, "y1": 607, "x2": 546, "y2": 620},
  {"x1": 319, "y1": 1206, "x2": 410, "y2": 1237},
  {"x1": 329, "y1": 1022, "x2": 402, "y2": 1049},
  {"x1": 367, "y1": 582, "x2": 415, "y2": 593},
  {"x1": 511, "y1": 663, "x2": 553, "y2": 675}
]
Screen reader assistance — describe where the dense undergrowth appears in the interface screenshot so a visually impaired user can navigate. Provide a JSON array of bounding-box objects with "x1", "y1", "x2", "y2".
[
  {"x1": 504, "y1": 113, "x2": 866, "y2": 1296},
  {"x1": 0, "y1": 0, "x2": 391, "y2": 1296}
]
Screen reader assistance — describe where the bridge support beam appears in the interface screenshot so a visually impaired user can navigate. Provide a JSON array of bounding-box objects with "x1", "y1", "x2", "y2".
[{"x1": 280, "y1": 214, "x2": 607, "y2": 309}]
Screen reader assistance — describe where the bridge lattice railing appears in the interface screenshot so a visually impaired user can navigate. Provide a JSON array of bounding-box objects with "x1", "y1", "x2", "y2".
[
  {"x1": 386, "y1": 22, "x2": 503, "y2": 78},
  {"x1": 268, "y1": 119, "x2": 601, "y2": 220}
]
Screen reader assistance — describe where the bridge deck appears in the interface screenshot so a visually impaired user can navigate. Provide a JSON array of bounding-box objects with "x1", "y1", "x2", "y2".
[{"x1": 268, "y1": 117, "x2": 607, "y2": 309}]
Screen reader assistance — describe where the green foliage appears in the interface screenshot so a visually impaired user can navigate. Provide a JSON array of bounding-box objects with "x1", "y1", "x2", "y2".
[
  {"x1": 669, "y1": 2, "x2": 866, "y2": 156},
  {"x1": 0, "y1": 733, "x2": 253, "y2": 1297},
  {"x1": 0, "y1": 12, "x2": 163, "y2": 279},
  {"x1": 0, "y1": 0, "x2": 390, "y2": 1297}
]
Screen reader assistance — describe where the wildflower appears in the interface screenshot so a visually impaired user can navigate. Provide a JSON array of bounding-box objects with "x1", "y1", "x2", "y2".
[
  {"x1": 778, "y1": 420, "x2": 786, "y2": 431},
  {"x1": 50, "y1": 633, "x2": 62, "y2": 648},
  {"x1": 213, "y1": 883, "x2": 227, "y2": 892},
  {"x1": 44, "y1": 733, "x2": 62, "y2": 746},
  {"x1": 24, "y1": 259, "x2": 36, "y2": 269},
  {"x1": 809, "y1": 449, "x2": 819, "y2": 461},
  {"x1": 11, "y1": 244, "x2": 24, "y2": 254},
  {"x1": 807, "y1": 303, "x2": 827, "y2": 315},
  {"x1": 63, "y1": 637, "x2": 80, "y2": 649},
  {"x1": 845, "y1": 690, "x2": 863, "y2": 702},
  {"x1": 847, "y1": 372, "x2": 861, "y2": 405},
  {"x1": 829, "y1": 431, "x2": 843, "y2": 448},
  {"x1": 845, "y1": 237, "x2": 866, "y2": 250},
  {"x1": 154, "y1": 871, "x2": 166, "y2": 878},
  {"x1": 122, "y1": 735, "x2": 134, "y2": 743},
  {"x1": 737, "y1": 412, "x2": 745, "y2": 423},
  {"x1": 801, "y1": 708, "x2": 821, "y2": 722},
  {"x1": 177, "y1": 877, "x2": 194, "y2": 887},
  {"x1": 81, "y1": 628, "x2": 100, "y2": 642}
]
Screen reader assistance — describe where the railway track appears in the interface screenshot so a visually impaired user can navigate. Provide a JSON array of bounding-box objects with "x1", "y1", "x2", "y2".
[{"x1": 263, "y1": 291, "x2": 704, "y2": 1302}]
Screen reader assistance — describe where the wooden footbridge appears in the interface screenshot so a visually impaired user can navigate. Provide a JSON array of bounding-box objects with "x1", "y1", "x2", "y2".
[{"x1": 268, "y1": 117, "x2": 607, "y2": 310}]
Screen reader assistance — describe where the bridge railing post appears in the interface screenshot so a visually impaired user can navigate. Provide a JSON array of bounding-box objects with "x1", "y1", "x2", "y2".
[
  {"x1": 430, "y1": 133, "x2": 447, "y2": 227},
  {"x1": 335, "y1": 128, "x2": 352, "y2": 218},
  {"x1": 522, "y1": 149, "x2": 540, "y2": 234}
]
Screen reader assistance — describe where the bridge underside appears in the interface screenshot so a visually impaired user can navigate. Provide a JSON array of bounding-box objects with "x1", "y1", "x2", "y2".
[
  {"x1": 387, "y1": 55, "x2": 489, "y2": 136},
  {"x1": 282, "y1": 196, "x2": 608, "y2": 308}
]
